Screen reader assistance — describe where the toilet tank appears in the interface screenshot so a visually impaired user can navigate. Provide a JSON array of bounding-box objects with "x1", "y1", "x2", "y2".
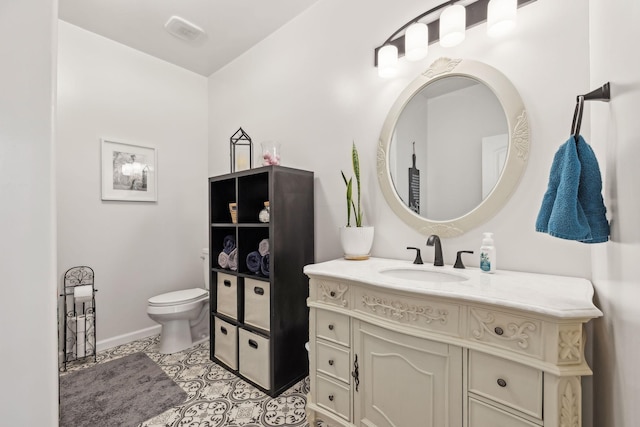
[{"x1": 202, "y1": 248, "x2": 210, "y2": 290}]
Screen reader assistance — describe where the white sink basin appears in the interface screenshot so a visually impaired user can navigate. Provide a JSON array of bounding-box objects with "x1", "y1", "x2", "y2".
[{"x1": 380, "y1": 268, "x2": 468, "y2": 283}]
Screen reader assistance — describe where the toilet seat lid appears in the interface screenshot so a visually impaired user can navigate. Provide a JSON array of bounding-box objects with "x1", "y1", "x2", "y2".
[{"x1": 148, "y1": 288, "x2": 208, "y2": 306}]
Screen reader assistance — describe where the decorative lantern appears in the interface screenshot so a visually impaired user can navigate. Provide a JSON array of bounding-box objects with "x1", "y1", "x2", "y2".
[{"x1": 230, "y1": 127, "x2": 253, "y2": 172}]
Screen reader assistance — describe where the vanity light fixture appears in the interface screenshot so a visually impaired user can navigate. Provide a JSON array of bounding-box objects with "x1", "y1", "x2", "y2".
[
  {"x1": 374, "y1": 0, "x2": 537, "y2": 78},
  {"x1": 378, "y1": 45, "x2": 400, "y2": 78},
  {"x1": 487, "y1": 0, "x2": 518, "y2": 37},
  {"x1": 405, "y1": 22, "x2": 429, "y2": 61},
  {"x1": 439, "y1": 4, "x2": 466, "y2": 48}
]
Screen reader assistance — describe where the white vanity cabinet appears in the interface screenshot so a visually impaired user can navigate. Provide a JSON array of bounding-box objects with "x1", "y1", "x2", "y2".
[{"x1": 304, "y1": 258, "x2": 602, "y2": 427}]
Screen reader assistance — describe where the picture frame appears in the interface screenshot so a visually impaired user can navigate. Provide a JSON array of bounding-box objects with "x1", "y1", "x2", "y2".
[{"x1": 101, "y1": 139, "x2": 157, "y2": 202}]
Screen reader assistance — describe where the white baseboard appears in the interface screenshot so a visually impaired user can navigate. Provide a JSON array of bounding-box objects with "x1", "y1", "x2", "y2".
[{"x1": 96, "y1": 325, "x2": 161, "y2": 352}]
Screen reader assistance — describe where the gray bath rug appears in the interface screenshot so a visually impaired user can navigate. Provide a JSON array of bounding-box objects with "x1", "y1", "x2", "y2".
[{"x1": 59, "y1": 352, "x2": 187, "y2": 427}]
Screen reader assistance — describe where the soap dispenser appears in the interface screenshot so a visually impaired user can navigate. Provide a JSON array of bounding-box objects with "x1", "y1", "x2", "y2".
[{"x1": 480, "y1": 232, "x2": 496, "y2": 273}]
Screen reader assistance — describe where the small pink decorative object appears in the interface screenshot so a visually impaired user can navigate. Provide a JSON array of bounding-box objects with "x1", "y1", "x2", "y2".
[{"x1": 261, "y1": 142, "x2": 281, "y2": 166}]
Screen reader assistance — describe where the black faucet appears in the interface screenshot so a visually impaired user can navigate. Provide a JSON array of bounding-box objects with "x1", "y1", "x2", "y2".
[{"x1": 426, "y1": 235, "x2": 444, "y2": 266}]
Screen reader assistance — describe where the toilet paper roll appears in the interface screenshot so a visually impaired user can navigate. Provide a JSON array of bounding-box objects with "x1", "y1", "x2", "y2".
[
  {"x1": 76, "y1": 315, "x2": 86, "y2": 358},
  {"x1": 76, "y1": 315, "x2": 86, "y2": 333},
  {"x1": 74, "y1": 285, "x2": 93, "y2": 304},
  {"x1": 68, "y1": 315, "x2": 77, "y2": 357},
  {"x1": 85, "y1": 314, "x2": 95, "y2": 355}
]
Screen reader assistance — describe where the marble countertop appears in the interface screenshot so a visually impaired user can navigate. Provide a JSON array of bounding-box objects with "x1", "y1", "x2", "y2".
[{"x1": 304, "y1": 257, "x2": 603, "y2": 319}]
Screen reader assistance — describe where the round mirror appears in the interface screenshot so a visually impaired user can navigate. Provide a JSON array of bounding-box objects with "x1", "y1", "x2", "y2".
[{"x1": 377, "y1": 58, "x2": 529, "y2": 237}]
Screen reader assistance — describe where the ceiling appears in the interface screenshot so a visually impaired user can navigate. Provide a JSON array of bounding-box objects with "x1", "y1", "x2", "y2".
[{"x1": 58, "y1": 0, "x2": 320, "y2": 77}]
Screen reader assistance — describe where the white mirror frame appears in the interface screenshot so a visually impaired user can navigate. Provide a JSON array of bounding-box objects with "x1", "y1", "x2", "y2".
[{"x1": 377, "y1": 57, "x2": 529, "y2": 237}]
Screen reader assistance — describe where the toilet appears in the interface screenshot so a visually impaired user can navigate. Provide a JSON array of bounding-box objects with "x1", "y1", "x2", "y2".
[{"x1": 147, "y1": 248, "x2": 210, "y2": 354}]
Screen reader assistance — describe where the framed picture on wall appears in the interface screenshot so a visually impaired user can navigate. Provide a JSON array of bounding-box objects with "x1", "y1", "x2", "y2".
[{"x1": 101, "y1": 139, "x2": 157, "y2": 202}]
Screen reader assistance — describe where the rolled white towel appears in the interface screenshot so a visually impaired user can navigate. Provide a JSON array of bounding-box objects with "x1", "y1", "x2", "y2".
[
  {"x1": 228, "y1": 248, "x2": 238, "y2": 271},
  {"x1": 218, "y1": 251, "x2": 229, "y2": 269},
  {"x1": 258, "y1": 239, "x2": 269, "y2": 257}
]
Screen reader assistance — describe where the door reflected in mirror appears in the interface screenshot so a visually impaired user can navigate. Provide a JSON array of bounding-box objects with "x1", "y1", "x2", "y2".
[{"x1": 389, "y1": 77, "x2": 508, "y2": 220}]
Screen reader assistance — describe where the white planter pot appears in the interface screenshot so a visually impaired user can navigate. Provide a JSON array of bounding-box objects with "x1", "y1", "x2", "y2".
[{"x1": 339, "y1": 226, "x2": 375, "y2": 260}]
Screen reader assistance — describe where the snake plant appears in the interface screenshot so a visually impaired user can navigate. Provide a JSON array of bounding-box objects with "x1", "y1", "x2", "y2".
[{"x1": 341, "y1": 142, "x2": 363, "y2": 227}]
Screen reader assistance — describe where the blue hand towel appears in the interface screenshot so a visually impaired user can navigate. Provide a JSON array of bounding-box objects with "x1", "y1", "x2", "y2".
[
  {"x1": 222, "y1": 235, "x2": 236, "y2": 255},
  {"x1": 535, "y1": 135, "x2": 609, "y2": 243},
  {"x1": 260, "y1": 253, "x2": 270, "y2": 277},
  {"x1": 246, "y1": 251, "x2": 262, "y2": 273}
]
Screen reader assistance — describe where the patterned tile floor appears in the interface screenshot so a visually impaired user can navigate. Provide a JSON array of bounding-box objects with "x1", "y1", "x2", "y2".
[{"x1": 61, "y1": 335, "x2": 324, "y2": 427}]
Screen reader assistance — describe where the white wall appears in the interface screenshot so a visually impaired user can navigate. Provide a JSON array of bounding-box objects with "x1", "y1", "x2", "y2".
[
  {"x1": 0, "y1": 1, "x2": 59, "y2": 425},
  {"x1": 589, "y1": 1, "x2": 640, "y2": 426},
  {"x1": 208, "y1": 0, "x2": 592, "y2": 277},
  {"x1": 57, "y1": 21, "x2": 209, "y2": 346}
]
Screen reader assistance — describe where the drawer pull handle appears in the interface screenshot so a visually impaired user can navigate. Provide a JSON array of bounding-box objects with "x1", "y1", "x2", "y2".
[
  {"x1": 254, "y1": 286, "x2": 264, "y2": 295},
  {"x1": 497, "y1": 378, "x2": 507, "y2": 387},
  {"x1": 328, "y1": 394, "x2": 334, "y2": 402},
  {"x1": 248, "y1": 339, "x2": 259, "y2": 349},
  {"x1": 330, "y1": 291, "x2": 336, "y2": 297},
  {"x1": 220, "y1": 326, "x2": 228, "y2": 335},
  {"x1": 328, "y1": 359, "x2": 334, "y2": 366},
  {"x1": 494, "y1": 326, "x2": 504, "y2": 335},
  {"x1": 224, "y1": 280, "x2": 232, "y2": 287},
  {"x1": 328, "y1": 324, "x2": 335, "y2": 331}
]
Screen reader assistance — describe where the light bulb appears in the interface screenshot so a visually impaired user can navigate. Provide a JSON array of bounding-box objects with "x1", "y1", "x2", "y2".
[
  {"x1": 377, "y1": 44, "x2": 398, "y2": 78},
  {"x1": 487, "y1": 0, "x2": 517, "y2": 37},
  {"x1": 405, "y1": 22, "x2": 429, "y2": 62},
  {"x1": 440, "y1": 4, "x2": 466, "y2": 48}
]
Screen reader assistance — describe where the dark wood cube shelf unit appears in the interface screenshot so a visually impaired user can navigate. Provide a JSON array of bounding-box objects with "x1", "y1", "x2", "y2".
[{"x1": 208, "y1": 165, "x2": 314, "y2": 397}]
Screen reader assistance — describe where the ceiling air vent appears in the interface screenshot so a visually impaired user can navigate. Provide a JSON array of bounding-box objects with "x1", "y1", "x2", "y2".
[{"x1": 164, "y1": 16, "x2": 205, "y2": 42}]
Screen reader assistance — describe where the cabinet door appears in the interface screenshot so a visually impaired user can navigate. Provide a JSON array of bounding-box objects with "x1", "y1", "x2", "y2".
[{"x1": 353, "y1": 320, "x2": 462, "y2": 427}]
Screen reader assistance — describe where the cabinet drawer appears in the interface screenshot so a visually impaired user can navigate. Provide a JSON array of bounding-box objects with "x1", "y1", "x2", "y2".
[
  {"x1": 316, "y1": 310, "x2": 350, "y2": 347},
  {"x1": 316, "y1": 374, "x2": 351, "y2": 421},
  {"x1": 313, "y1": 279, "x2": 350, "y2": 308},
  {"x1": 317, "y1": 340, "x2": 350, "y2": 383},
  {"x1": 352, "y1": 286, "x2": 462, "y2": 337},
  {"x1": 469, "y1": 398, "x2": 539, "y2": 427},
  {"x1": 214, "y1": 317, "x2": 237, "y2": 370},
  {"x1": 238, "y1": 328, "x2": 271, "y2": 390},
  {"x1": 468, "y1": 351, "x2": 542, "y2": 419},
  {"x1": 244, "y1": 278, "x2": 270, "y2": 331},
  {"x1": 216, "y1": 273, "x2": 237, "y2": 319},
  {"x1": 468, "y1": 307, "x2": 542, "y2": 358}
]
